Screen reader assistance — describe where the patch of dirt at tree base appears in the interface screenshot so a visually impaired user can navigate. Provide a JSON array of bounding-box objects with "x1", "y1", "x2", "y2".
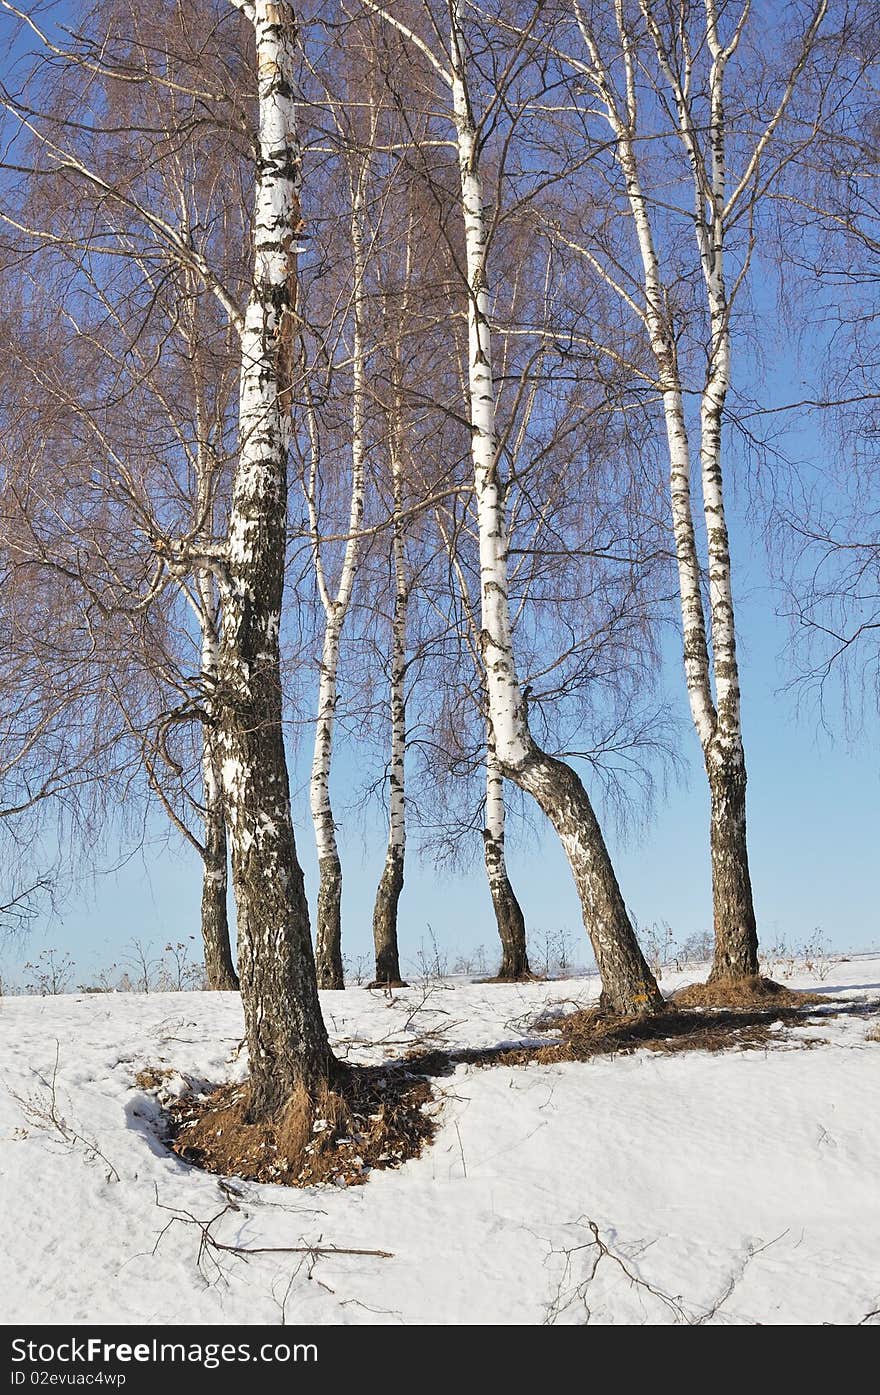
[
  {"x1": 527, "y1": 1001, "x2": 828, "y2": 1063},
  {"x1": 476, "y1": 972, "x2": 545, "y2": 984},
  {"x1": 670, "y1": 976, "x2": 823, "y2": 1010},
  {"x1": 166, "y1": 1067, "x2": 437, "y2": 1187},
  {"x1": 405, "y1": 1000, "x2": 833, "y2": 1076}
]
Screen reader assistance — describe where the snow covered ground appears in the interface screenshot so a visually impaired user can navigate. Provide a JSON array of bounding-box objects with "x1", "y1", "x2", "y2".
[{"x1": 1, "y1": 955, "x2": 878, "y2": 1325}]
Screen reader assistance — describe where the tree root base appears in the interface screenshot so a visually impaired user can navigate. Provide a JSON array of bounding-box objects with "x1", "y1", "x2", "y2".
[
  {"x1": 447, "y1": 998, "x2": 826, "y2": 1067},
  {"x1": 538, "y1": 1001, "x2": 806, "y2": 1060},
  {"x1": 478, "y1": 971, "x2": 543, "y2": 984},
  {"x1": 672, "y1": 975, "x2": 822, "y2": 1010},
  {"x1": 167, "y1": 1065, "x2": 436, "y2": 1187}
]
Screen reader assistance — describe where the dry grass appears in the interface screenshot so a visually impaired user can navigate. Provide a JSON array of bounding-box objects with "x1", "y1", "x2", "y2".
[
  {"x1": 134, "y1": 1066, "x2": 176, "y2": 1091},
  {"x1": 167, "y1": 1066, "x2": 436, "y2": 1187},
  {"x1": 477, "y1": 971, "x2": 545, "y2": 985},
  {"x1": 401, "y1": 997, "x2": 830, "y2": 1077},
  {"x1": 867, "y1": 1025, "x2": 880, "y2": 1043},
  {"x1": 528, "y1": 1002, "x2": 824, "y2": 1062},
  {"x1": 671, "y1": 976, "x2": 822, "y2": 1011}
]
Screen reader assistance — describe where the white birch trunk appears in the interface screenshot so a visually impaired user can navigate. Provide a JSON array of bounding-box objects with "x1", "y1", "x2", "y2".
[
  {"x1": 371, "y1": 386, "x2": 408, "y2": 985},
  {"x1": 310, "y1": 609, "x2": 345, "y2": 988},
  {"x1": 697, "y1": 5, "x2": 758, "y2": 976},
  {"x1": 217, "y1": 0, "x2": 333, "y2": 1118},
  {"x1": 581, "y1": 4, "x2": 758, "y2": 978},
  {"x1": 309, "y1": 167, "x2": 369, "y2": 990},
  {"x1": 196, "y1": 571, "x2": 238, "y2": 991},
  {"x1": 577, "y1": 14, "x2": 717, "y2": 748}
]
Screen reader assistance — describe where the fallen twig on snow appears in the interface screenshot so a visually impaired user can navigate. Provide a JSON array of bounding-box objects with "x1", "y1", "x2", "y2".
[
  {"x1": 545, "y1": 1217, "x2": 689, "y2": 1325},
  {"x1": 151, "y1": 1186, "x2": 392, "y2": 1288},
  {"x1": 692, "y1": 1230, "x2": 790, "y2": 1324},
  {"x1": 8, "y1": 1041, "x2": 120, "y2": 1182}
]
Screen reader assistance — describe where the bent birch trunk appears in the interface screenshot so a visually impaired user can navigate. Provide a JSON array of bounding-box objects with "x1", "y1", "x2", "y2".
[{"x1": 450, "y1": 5, "x2": 661, "y2": 1015}]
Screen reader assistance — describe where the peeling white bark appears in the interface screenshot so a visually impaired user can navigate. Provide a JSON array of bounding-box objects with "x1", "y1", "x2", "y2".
[
  {"x1": 699, "y1": 2, "x2": 740, "y2": 757},
  {"x1": 485, "y1": 732, "x2": 505, "y2": 851}
]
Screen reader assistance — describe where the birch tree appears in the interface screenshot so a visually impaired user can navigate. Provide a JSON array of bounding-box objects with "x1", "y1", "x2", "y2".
[
  {"x1": 539, "y1": 0, "x2": 829, "y2": 982},
  {"x1": 358, "y1": 0, "x2": 662, "y2": 1014},
  {"x1": 0, "y1": 7, "x2": 244, "y2": 990},
  {"x1": 483, "y1": 726, "x2": 530, "y2": 978},
  {"x1": 0, "y1": 0, "x2": 338, "y2": 1115},
  {"x1": 214, "y1": 0, "x2": 335, "y2": 1109},
  {"x1": 365, "y1": 167, "x2": 446, "y2": 987},
  {"x1": 430, "y1": 493, "x2": 531, "y2": 979},
  {"x1": 299, "y1": 39, "x2": 455, "y2": 988},
  {"x1": 303, "y1": 150, "x2": 372, "y2": 991},
  {"x1": 370, "y1": 298, "x2": 411, "y2": 986},
  {"x1": 409, "y1": 130, "x2": 668, "y2": 982}
]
